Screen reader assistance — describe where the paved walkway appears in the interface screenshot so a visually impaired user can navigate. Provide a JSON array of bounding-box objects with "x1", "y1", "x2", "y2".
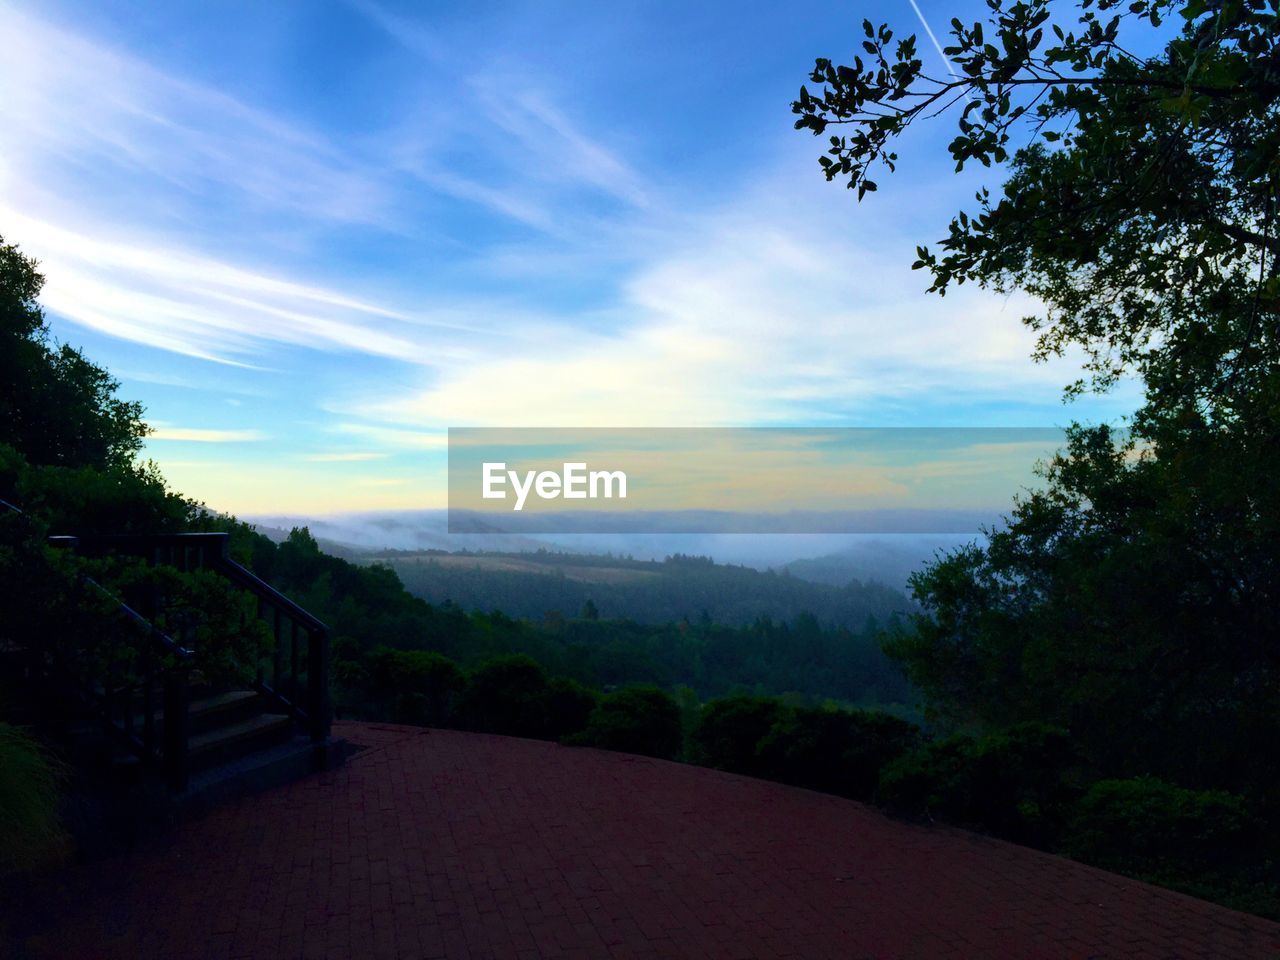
[{"x1": 8, "y1": 722, "x2": 1279, "y2": 959}]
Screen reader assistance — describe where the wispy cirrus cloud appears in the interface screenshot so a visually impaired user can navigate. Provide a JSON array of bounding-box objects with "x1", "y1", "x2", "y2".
[
  {"x1": 0, "y1": 2, "x2": 657, "y2": 369},
  {"x1": 327, "y1": 423, "x2": 450, "y2": 450},
  {"x1": 348, "y1": 0, "x2": 653, "y2": 230},
  {"x1": 301, "y1": 452, "x2": 389, "y2": 462},
  {"x1": 148, "y1": 426, "x2": 268, "y2": 443},
  {"x1": 0, "y1": 0, "x2": 1136, "y2": 517},
  {"x1": 0, "y1": 7, "x2": 392, "y2": 228},
  {"x1": 470, "y1": 87, "x2": 652, "y2": 211},
  {"x1": 341, "y1": 172, "x2": 1077, "y2": 430},
  {"x1": 1, "y1": 208, "x2": 446, "y2": 365}
]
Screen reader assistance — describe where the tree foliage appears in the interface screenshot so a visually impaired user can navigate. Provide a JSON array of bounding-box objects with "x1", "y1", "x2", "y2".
[
  {"x1": 793, "y1": 0, "x2": 1280, "y2": 406},
  {"x1": 794, "y1": 0, "x2": 1280, "y2": 839},
  {"x1": 0, "y1": 237, "x2": 148, "y2": 470},
  {"x1": 885, "y1": 417, "x2": 1280, "y2": 792}
]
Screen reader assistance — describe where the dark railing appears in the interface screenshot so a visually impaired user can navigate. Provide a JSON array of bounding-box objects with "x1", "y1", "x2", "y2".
[
  {"x1": 54, "y1": 533, "x2": 332, "y2": 747},
  {"x1": 3, "y1": 501, "x2": 193, "y2": 789},
  {"x1": 81, "y1": 577, "x2": 193, "y2": 791}
]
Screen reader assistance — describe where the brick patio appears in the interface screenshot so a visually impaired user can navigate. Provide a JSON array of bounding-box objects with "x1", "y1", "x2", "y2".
[{"x1": 9, "y1": 721, "x2": 1279, "y2": 959}]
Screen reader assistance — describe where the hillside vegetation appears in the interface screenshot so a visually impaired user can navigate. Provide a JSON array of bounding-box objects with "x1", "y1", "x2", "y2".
[{"x1": 371, "y1": 548, "x2": 911, "y2": 630}]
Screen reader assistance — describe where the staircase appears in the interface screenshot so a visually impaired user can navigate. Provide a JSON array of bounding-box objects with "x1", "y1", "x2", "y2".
[
  {"x1": 128, "y1": 688, "x2": 291, "y2": 774},
  {"x1": 158, "y1": 684, "x2": 341, "y2": 814},
  {"x1": 185, "y1": 691, "x2": 291, "y2": 767},
  {"x1": 1, "y1": 509, "x2": 342, "y2": 812}
]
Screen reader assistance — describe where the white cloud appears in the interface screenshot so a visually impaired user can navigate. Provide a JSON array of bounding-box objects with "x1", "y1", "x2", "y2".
[
  {"x1": 1, "y1": 208, "x2": 448, "y2": 364},
  {"x1": 343, "y1": 172, "x2": 1071, "y2": 429},
  {"x1": 352, "y1": 0, "x2": 652, "y2": 230},
  {"x1": 0, "y1": 6, "x2": 392, "y2": 226},
  {"x1": 148, "y1": 426, "x2": 268, "y2": 442},
  {"x1": 328, "y1": 423, "x2": 450, "y2": 449},
  {"x1": 301, "y1": 452, "x2": 389, "y2": 462},
  {"x1": 471, "y1": 87, "x2": 652, "y2": 210}
]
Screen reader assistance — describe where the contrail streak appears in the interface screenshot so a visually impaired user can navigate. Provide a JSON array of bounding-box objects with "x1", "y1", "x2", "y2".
[{"x1": 907, "y1": 0, "x2": 971, "y2": 95}]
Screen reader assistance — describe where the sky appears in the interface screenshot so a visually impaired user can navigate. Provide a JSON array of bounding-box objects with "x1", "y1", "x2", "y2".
[{"x1": 0, "y1": 0, "x2": 1140, "y2": 516}]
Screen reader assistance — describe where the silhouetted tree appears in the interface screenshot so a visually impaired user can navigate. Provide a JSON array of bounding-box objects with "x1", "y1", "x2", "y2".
[
  {"x1": 0, "y1": 237, "x2": 148, "y2": 471},
  {"x1": 796, "y1": 0, "x2": 1280, "y2": 796}
]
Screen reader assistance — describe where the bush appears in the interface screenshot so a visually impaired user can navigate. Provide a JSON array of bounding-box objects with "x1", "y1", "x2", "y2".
[
  {"x1": 456, "y1": 655, "x2": 554, "y2": 736},
  {"x1": 349, "y1": 648, "x2": 596, "y2": 739},
  {"x1": 688, "y1": 696, "x2": 788, "y2": 777},
  {"x1": 0, "y1": 724, "x2": 66, "y2": 876},
  {"x1": 756, "y1": 706, "x2": 919, "y2": 801},
  {"x1": 545, "y1": 677, "x2": 599, "y2": 740},
  {"x1": 365, "y1": 647, "x2": 465, "y2": 726},
  {"x1": 968, "y1": 722, "x2": 1083, "y2": 842},
  {"x1": 457, "y1": 656, "x2": 599, "y2": 740},
  {"x1": 877, "y1": 732, "x2": 975, "y2": 817},
  {"x1": 879, "y1": 722, "x2": 1081, "y2": 844},
  {"x1": 1066, "y1": 777, "x2": 1260, "y2": 877},
  {"x1": 570, "y1": 686, "x2": 683, "y2": 760}
]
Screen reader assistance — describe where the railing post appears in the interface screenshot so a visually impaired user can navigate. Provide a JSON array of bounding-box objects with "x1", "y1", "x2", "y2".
[
  {"x1": 142, "y1": 637, "x2": 156, "y2": 758},
  {"x1": 272, "y1": 606, "x2": 283, "y2": 690},
  {"x1": 162, "y1": 666, "x2": 189, "y2": 792},
  {"x1": 307, "y1": 626, "x2": 331, "y2": 745},
  {"x1": 290, "y1": 619, "x2": 300, "y2": 715}
]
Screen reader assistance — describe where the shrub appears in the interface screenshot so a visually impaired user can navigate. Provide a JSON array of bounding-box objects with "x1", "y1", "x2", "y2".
[
  {"x1": 966, "y1": 722, "x2": 1083, "y2": 842},
  {"x1": 688, "y1": 695, "x2": 788, "y2": 776},
  {"x1": 544, "y1": 677, "x2": 598, "y2": 740},
  {"x1": 330, "y1": 636, "x2": 369, "y2": 716},
  {"x1": 879, "y1": 722, "x2": 1081, "y2": 844},
  {"x1": 1066, "y1": 777, "x2": 1260, "y2": 877},
  {"x1": 0, "y1": 724, "x2": 67, "y2": 876},
  {"x1": 366, "y1": 647, "x2": 465, "y2": 726},
  {"x1": 756, "y1": 706, "x2": 919, "y2": 801},
  {"x1": 570, "y1": 686, "x2": 683, "y2": 760},
  {"x1": 457, "y1": 655, "x2": 555, "y2": 737},
  {"x1": 877, "y1": 732, "x2": 975, "y2": 817},
  {"x1": 455, "y1": 657, "x2": 599, "y2": 740}
]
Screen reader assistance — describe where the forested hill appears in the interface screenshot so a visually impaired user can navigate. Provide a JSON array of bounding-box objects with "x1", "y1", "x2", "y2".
[{"x1": 366, "y1": 550, "x2": 913, "y2": 629}]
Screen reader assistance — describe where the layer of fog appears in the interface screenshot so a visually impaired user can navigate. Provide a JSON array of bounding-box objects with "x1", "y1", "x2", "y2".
[{"x1": 247, "y1": 510, "x2": 985, "y2": 590}]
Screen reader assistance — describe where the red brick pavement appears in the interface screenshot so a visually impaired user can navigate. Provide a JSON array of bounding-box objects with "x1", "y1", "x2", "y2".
[{"x1": 10, "y1": 721, "x2": 1279, "y2": 959}]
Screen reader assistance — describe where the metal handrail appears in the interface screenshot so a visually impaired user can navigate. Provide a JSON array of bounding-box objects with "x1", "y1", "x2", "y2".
[
  {"x1": 61, "y1": 532, "x2": 330, "y2": 632},
  {"x1": 214, "y1": 555, "x2": 330, "y2": 634},
  {"x1": 57, "y1": 531, "x2": 332, "y2": 745},
  {"x1": 79, "y1": 574, "x2": 192, "y2": 660},
  {"x1": 6, "y1": 508, "x2": 195, "y2": 789},
  {"x1": 5, "y1": 515, "x2": 332, "y2": 779}
]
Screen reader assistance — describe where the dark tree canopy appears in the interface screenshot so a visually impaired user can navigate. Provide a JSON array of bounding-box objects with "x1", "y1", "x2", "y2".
[
  {"x1": 0, "y1": 236, "x2": 148, "y2": 472},
  {"x1": 793, "y1": 0, "x2": 1279, "y2": 410},
  {"x1": 794, "y1": 0, "x2": 1280, "y2": 801},
  {"x1": 884, "y1": 420, "x2": 1280, "y2": 793}
]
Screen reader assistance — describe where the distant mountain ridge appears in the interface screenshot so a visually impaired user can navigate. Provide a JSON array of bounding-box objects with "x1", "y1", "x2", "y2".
[{"x1": 781, "y1": 535, "x2": 980, "y2": 592}]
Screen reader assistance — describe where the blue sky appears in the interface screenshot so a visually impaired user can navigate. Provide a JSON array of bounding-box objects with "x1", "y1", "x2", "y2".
[{"x1": 0, "y1": 0, "x2": 1138, "y2": 515}]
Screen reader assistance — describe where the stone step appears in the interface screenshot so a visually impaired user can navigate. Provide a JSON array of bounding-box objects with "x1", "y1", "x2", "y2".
[
  {"x1": 130, "y1": 689, "x2": 264, "y2": 737},
  {"x1": 188, "y1": 713, "x2": 294, "y2": 771},
  {"x1": 179, "y1": 735, "x2": 349, "y2": 816}
]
